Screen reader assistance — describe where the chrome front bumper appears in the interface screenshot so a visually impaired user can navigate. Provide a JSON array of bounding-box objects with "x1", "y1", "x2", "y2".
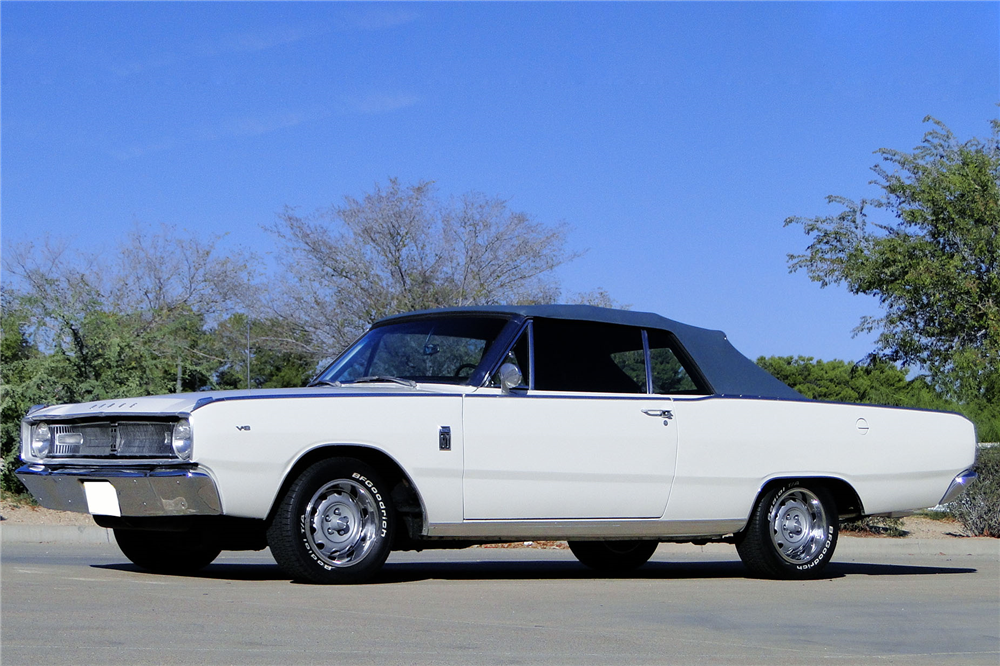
[{"x1": 15, "y1": 464, "x2": 222, "y2": 517}]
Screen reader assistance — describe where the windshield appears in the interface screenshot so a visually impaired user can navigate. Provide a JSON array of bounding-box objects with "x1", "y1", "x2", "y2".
[{"x1": 315, "y1": 316, "x2": 510, "y2": 386}]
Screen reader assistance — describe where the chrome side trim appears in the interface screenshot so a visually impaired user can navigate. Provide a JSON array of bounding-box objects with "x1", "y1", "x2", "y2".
[
  {"x1": 425, "y1": 518, "x2": 746, "y2": 540},
  {"x1": 939, "y1": 468, "x2": 977, "y2": 505},
  {"x1": 14, "y1": 465, "x2": 222, "y2": 517}
]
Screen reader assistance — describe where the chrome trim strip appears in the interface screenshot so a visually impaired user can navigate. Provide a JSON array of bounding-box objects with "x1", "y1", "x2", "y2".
[
  {"x1": 939, "y1": 468, "x2": 978, "y2": 505},
  {"x1": 527, "y1": 320, "x2": 535, "y2": 391},
  {"x1": 14, "y1": 465, "x2": 222, "y2": 516},
  {"x1": 26, "y1": 458, "x2": 188, "y2": 467},
  {"x1": 641, "y1": 329, "x2": 653, "y2": 394},
  {"x1": 24, "y1": 412, "x2": 195, "y2": 424},
  {"x1": 179, "y1": 391, "x2": 456, "y2": 406},
  {"x1": 425, "y1": 518, "x2": 746, "y2": 540},
  {"x1": 463, "y1": 394, "x2": 676, "y2": 401}
]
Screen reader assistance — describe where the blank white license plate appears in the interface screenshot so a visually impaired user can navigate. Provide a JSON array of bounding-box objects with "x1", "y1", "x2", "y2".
[{"x1": 83, "y1": 481, "x2": 121, "y2": 517}]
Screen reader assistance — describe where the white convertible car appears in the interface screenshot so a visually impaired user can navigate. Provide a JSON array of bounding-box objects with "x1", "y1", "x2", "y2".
[{"x1": 17, "y1": 305, "x2": 977, "y2": 583}]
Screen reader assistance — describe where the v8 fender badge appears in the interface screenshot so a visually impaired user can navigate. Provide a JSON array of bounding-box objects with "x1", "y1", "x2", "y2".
[{"x1": 236, "y1": 425, "x2": 251, "y2": 431}]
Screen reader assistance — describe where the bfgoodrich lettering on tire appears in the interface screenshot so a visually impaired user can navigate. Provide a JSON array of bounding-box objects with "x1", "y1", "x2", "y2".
[
  {"x1": 736, "y1": 481, "x2": 838, "y2": 579},
  {"x1": 267, "y1": 457, "x2": 394, "y2": 584}
]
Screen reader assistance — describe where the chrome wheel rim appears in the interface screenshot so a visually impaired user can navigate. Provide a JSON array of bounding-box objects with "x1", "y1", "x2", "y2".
[
  {"x1": 769, "y1": 487, "x2": 829, "y2": 565},
  {"x1": 304, "y1": 479, "x2": 379, "y2": 567}
]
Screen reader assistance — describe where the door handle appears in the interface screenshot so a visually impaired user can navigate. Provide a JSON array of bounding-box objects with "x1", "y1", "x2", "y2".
[{"x1": 642, "y1": 409, "x2": 673, "y2": 419}]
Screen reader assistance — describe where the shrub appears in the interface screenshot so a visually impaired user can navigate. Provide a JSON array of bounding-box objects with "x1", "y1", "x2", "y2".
[
  {"x1": 841, "y1": 516, "x2": 906, "y2": 537},
  {"x1": 949, "y1": 445, "x2": 1000, "y2": 537}
]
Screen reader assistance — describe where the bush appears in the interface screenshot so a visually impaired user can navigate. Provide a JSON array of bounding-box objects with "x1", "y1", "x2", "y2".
[
  {"x1": 841, "y1": 516, "x2": 906, "y2": 537},
  {"x1": 949, "y1": 446, "x2": 1000, "y2": 537}
]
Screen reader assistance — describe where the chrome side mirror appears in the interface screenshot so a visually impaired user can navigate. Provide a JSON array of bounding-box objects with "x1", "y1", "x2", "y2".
[{"x1": 497, "y1": 362, "x2": 523, "y2": 393}]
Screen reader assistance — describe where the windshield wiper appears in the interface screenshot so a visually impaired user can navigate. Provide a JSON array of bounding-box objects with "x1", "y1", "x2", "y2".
[
  {"x1": 309, "y1": 379, "x2": 342, "y2": 388},
  {"x1": 344, "y1": 375, "x2": 417, "y2": 388}
]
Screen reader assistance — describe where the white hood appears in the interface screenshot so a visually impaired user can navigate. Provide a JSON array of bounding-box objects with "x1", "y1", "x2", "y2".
[{"x1": 26, "y1": 384, "x2": 468, "y2": 421}]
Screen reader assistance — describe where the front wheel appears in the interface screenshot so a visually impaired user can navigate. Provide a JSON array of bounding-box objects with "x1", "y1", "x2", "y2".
[
  {"x1": 114, "y1": 529, "x2": 221, "y2": 574},
  {"x1": 267, "y1": 458, "x2": 394, "y2": 584},
  {"x1": 567, "y1": 540, "x2": 659, "y2": 573},
  {"x1": 736, "y1": 482, "x2": 838, "y2": 579}
]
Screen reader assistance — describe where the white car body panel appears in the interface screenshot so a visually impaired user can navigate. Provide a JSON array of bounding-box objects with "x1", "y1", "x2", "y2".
[
  {"x1": 17, "y1": 305, "x2": 979, "y2": 549},
  {"x1": 187, "y1": 389, "x2": 467, "y2": 523},
  {"x1": 20, "y1": 386, "x2": 977, "y2": 537},
  {"x1": 462, "y1": 390, "x2": 676, "y2": 520},
  {"x1": 663, "y1": 397, "x2": 976, "y2": 522}
]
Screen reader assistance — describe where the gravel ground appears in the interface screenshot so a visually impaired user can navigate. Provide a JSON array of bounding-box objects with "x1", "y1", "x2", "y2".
[{"x1": 0, "y1": 497, "x2": 975, "y2": 540}]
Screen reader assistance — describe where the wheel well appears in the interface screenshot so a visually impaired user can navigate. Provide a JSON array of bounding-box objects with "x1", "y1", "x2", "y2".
[
  {"x1": 757, "y1": 476, "x2": 864, "y2": 521},
  {"x1": 266, "y1": 445, "x2": 426, "y2": 537}
]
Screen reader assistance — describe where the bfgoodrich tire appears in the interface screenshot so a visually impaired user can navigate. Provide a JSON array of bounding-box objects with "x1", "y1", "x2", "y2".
[
  {"x1": 736, "y1": 481, "x2": 839, "y2": 579},
  {"x1": 267, "y1": 457, "x2": 394, "y2": 584},
  {"x1": 567, "y1": 540, "x2": 659, "y2": 573},
  {"x1": 114, "y1": 529, "x2": 221, "y2": 574}
]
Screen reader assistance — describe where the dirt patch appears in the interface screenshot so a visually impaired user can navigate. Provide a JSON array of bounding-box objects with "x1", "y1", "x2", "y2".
[
  {"x1": 899, "y1": 515, "x2": 972, "y2": 539},
  {"x1": 477, "y1": 540, "x2": 569, "y2": 549},
  {"x1": 0, "y1": 499, "x2": 97, "y2": 526}
]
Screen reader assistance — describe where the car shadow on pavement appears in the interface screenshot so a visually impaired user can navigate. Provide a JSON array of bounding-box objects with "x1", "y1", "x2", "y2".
[
  {"x1": 826, "y1": 561, "x2": 978, "y2": 577},
  {"x1": 93, "y1": 559, "x2": 977, "y2": 584},
  {"x1": 93, "y1": 562, "x2": 286, "y2": 582},
  {"x1": 369, "y1": 560, "x2": 977, "y2": 584}
]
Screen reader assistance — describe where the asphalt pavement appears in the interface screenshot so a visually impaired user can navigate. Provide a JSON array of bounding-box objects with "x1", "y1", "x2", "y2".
[{"x1": 2, "y1": 535, "x2": 998, "y2": 665}]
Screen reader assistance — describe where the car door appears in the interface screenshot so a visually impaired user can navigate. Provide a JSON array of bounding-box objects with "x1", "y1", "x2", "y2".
[{"x1": 462, "y1": 319, "x2": 679, "y2": 520}]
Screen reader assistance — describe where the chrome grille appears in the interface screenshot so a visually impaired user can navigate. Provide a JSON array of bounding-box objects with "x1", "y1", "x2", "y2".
[{"x1": 48, "y1": 422, "x2": 174, "y2": 458}]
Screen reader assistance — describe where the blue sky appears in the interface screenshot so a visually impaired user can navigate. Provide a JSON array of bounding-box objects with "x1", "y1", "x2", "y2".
[{"x1": 3, "y1": 2, "x2": 997, "y2": 363}]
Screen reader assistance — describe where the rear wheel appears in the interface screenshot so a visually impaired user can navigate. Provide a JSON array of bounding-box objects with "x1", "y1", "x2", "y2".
[
  {"x1": 114, "y1": 529, "x2": 221, "y2": 574},
  {"x1": 736, "y1": 481, "x2": 838, "y2": 579},
  {"x1": 567, "y1": 540, "x2": 659, "y2": 573},
  {"x1": 267, "y1": 458, "x2": 394, "y2": 584}
]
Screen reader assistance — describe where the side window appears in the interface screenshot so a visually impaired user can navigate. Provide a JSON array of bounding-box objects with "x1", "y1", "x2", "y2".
[
  {"x1": 646, "y1": 329, "x2": 700, "y2": 394},
  {"x1": 611, "y1": 349, "x2": 646, "y2": 391},
  {"x1": 532, "y1": 320, "x2": 646, "y2": 393}
]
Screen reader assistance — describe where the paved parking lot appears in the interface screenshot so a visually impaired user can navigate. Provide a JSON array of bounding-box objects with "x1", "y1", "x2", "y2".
[{"x1": 2, "y1": 539, "x2": 998, "y2": 665}]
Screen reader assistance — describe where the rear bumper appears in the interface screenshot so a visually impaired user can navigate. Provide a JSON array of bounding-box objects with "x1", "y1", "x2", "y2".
[
  {"x1": 15, "y1": 464, "x2": 222, "y2": 517},
  {"x1": 939, "y1": 468, "x2": 978, "y2": 505}
]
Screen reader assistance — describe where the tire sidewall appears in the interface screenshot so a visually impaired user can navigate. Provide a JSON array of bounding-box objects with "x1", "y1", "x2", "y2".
[
  {"x1": 763, "y1": 481, "x2": 838, "y2": 577},
  {"x1": 281, "y1": 458, "x2": 394, "y2": 583}
]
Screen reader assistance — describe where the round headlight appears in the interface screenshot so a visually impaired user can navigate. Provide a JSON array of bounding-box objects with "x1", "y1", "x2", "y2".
[
  {"x1": 31, "y1": 423, "x2": 51, "y2": 458},
  {"x1": 171, "y1": 419, "x2": 193, "y2": 460}
]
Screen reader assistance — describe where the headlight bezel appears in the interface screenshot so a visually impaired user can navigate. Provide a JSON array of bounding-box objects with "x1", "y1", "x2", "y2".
[
  {"x1": 30, "y1": 422, "x2": 52, "y2": 459},
  {"x1": 171, "y1": 419, "x2": 194, "y2": 460}
]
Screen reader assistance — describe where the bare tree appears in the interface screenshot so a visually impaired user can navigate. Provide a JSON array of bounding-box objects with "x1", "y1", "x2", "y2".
[
  {"x1": 266, "y1": 179, "x2": 578, "y2": 356},
  {"x1": 105, "y1": 225, "x2": 253, "y2": 329},
  {"x1": 5, "y1": 225, "x2": 252, "y2": 334},
  {"x1": 3, "y1": 225, "x2": 257, "y2": 394}
]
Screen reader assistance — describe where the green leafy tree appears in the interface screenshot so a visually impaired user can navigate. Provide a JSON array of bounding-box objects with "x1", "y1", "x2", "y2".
[
  {"x1": 1, "y1": 228, "x2": 257, "y2": 492},
  {"x1": 210, "y1": 314, "x2": 317, "y2": 390},
  {"x1": 1, "y1": 292, "x2": 42, "y2": 493},
  {"x1": 785, "y1": 116, "x2": 999, "y2": 426},
  {"x1": 756, "y1": 356, "x2": 953, "y2": 407}
]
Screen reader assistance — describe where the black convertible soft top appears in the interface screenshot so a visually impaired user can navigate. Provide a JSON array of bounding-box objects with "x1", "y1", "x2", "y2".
[{"x1": 380, "y1": 305, "x2": 803, "y2": 400}]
